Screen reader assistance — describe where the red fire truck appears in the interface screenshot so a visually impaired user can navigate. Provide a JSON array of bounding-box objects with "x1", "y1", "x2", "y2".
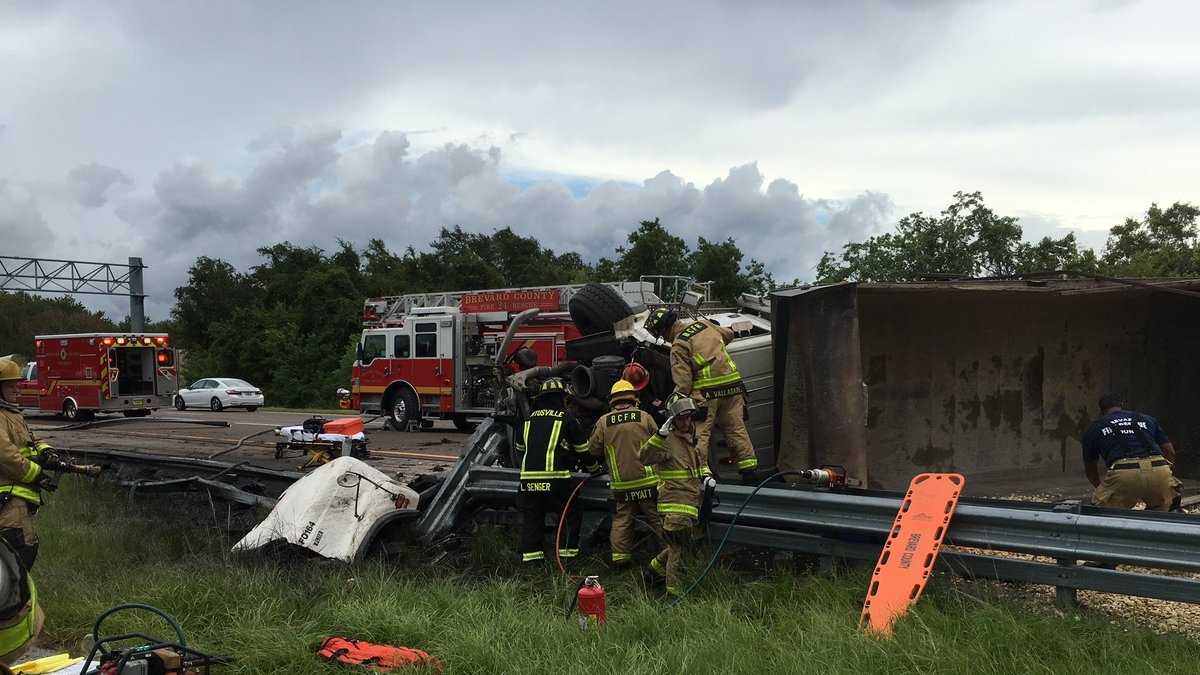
[
  {"x1": 16, "y1": 333, "x2": 179, "y2": 420},
  {"x1": 341, "y1": 283, "x2": 654, "y2": 430}
]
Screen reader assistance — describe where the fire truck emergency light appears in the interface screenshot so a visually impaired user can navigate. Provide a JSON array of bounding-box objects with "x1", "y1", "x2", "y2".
[
  {"x1": 116, "y1": 337, "x2": 126, "y2": 345},
  {"x1": 103, "y1": 338, "x2": 114, "y2": 346}
]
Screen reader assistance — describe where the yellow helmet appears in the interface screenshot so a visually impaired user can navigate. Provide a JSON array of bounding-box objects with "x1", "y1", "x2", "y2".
[
  {"x1": 609, "y1": 379, "x2": 637, "y2": 400},
  {"x1": 0, "y1": 359, "x2": 20, "y2": 384}
]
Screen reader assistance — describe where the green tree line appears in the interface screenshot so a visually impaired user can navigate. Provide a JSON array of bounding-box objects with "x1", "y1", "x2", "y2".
[
  {"x1": 816, "y1": 191, "x2": 1200, "y2": 282},
  {"x1": 169, "y1": 223, "x2": 773, "y2": 408},
  {"x1": 5, "y1": 196, "x2": 1198, "y2": 408}
]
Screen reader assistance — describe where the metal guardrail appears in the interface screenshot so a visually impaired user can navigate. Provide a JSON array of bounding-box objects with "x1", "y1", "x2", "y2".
[{"x1": 461, "y1": 466, "x2": 1200, "y2": 605}]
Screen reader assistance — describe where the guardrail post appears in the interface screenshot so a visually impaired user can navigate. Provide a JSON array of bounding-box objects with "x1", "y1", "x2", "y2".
[{"x1": 1054, "y1": 558, "x2": 1079, "y2": 610}]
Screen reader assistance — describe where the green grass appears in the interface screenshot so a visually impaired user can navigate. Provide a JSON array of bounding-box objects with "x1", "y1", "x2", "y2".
[{"x1": 30, "y1": 479, "x2": 1200, "y2": 674}]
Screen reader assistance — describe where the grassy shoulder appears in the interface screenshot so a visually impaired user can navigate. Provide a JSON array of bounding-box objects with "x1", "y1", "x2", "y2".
[{"x1": 31, "y1": 479, "x2": 1200, "y2": 675}]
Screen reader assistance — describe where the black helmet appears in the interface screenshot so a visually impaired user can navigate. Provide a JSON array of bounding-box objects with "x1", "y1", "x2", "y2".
[
  {"x1": 643, "y1": 308, "x2": 677, "y2": 339},
  {"x1": 536, "y1": 377, "x2": 566, "y2": 398}
]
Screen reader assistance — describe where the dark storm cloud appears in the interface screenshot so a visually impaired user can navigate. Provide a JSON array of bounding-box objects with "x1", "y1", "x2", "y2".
[
  {"x1": 114, "y1": 129, "x2": 892, "y2": 304},
  {"x1": 3, "y1": 1, "x2": 1191, "y2": 318}
]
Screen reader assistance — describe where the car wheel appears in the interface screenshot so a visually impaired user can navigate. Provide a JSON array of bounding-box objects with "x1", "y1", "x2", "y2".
[
  {"x1": 246, "y1": 406, "x2": 258, "y2": 412},
  {"x1": 174, "y1": 396, "x2": 186, "y2": 411},
  {"x1": 387, "y1": 388, "x2": 420, "y2": 430},
  {"x1": 210, "y1": 397, "x2": 223, "y2": 412}
]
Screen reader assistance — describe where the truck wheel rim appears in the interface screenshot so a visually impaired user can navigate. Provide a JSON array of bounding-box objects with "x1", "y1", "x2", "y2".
[{"x1": 392, "y1": 399, "x2": 406, "y2": 423}]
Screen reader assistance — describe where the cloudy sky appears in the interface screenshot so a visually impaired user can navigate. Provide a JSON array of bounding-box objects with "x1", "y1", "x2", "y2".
[{"x1": 2, "y1": 1, "x2": 1198, "y2": 319}]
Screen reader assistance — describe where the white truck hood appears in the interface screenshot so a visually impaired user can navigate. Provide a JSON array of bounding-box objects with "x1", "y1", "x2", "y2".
[{"x1": 233, "y1": 456, "x2": 419, "y2": 562}]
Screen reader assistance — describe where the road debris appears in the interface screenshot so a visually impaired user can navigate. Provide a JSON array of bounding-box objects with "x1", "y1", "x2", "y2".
[
  {"x1": 234, "y1": 456, "x2": 420, "y2": 563},
  {"x1": 317, "y1": 637, "x2": 442, "y2": 673}
]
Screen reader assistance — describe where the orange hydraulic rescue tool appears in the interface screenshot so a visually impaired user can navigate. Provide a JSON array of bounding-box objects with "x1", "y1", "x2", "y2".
[{"x1": 860, "y1": 473, "x2": 965, "y2": 636}]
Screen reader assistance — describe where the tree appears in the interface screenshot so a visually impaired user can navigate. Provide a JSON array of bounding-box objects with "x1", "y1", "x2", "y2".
[
  {"x1": 172, "y1": 257, "x2": 256, "y2": 349},
  {"x1": 1014, "y1": 233, "x2": 1099, "y2": 274},
  {"x1": 818, "y1": 191, "x2": 1027, "y2": 282},
  {"x1": 616, "y1": 218, "x2": 691, "y2": 281},
  {"x1": 0, "y1": 292, "x2": 114, "y2": 358},
  {"x1": 1100, "y1": 202, "x2": 1200, "y2": 277},
  {"x1": 690, "y1": 237, "x2": 745, "y2": 303}
]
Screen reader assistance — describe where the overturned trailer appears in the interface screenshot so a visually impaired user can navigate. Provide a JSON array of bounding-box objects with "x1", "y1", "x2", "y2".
[{"x1": 772, "y1": 277, "x2": 1200, "y2": 490}]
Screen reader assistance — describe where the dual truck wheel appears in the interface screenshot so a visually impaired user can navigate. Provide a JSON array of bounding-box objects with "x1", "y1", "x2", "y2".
[{"x1": 386, "y1": 388, "x2": 476, "y2": 433}]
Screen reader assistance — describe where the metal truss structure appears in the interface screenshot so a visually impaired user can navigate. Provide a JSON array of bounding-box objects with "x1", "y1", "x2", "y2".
[{"x1": 1, "y1": 256, "x2": 146, "y2": 330}]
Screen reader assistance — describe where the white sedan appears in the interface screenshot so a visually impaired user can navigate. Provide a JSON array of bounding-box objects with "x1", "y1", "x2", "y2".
[{"x1": 175, "y1": 378, "x2": 265, "y2": 412}]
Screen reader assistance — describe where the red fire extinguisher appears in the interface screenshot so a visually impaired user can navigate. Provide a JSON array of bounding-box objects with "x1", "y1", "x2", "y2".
[{"x1": 575, "y1": 576, "x2": 606, "y2": 630}]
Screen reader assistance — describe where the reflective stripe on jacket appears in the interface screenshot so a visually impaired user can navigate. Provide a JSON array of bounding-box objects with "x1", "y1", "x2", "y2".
[
  {"x1": 0, "y1": 407, "x2": 42, "y2": 505},
  {"x1": 517, "y1": 406, "x2": 589, "y2": 480},
  {"x1": 669, "y1": 319, "x2": 742, "y2": 397},
  {"x1": 639, "y1": 431, "x2": 707, "y2": 519},
  {"x1": 0, "y1": 575, "x2": 39, "y2": 661},
  {"x1": 587, "y1": 405, "x2": 658, "y2": 492}
]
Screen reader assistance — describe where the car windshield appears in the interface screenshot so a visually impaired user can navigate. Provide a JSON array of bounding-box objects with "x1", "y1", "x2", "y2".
[{"x1": 223, "y1": 379, "x2": 255, "y2": 389}]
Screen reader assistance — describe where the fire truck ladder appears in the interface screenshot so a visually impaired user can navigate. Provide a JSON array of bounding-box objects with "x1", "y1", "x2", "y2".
[{"x1": 367, "y1": 282, "x2": 658, "y2": 326}]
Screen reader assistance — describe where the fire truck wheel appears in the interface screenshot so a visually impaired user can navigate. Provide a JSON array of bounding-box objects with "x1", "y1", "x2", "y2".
[
  {"x1": 210, "y1": 397, "x2": 224, "y2": 412},
  {"x1": 174, "y1": 396, "x2": 186, "y2": 411},
  {"x1": 387, "y1": 388, "x2": 420, "y2": 430},
  {"x1": 453, "y1": 415, "x2": 477, "y2": 433},
  {"x1": 568, "y1": 283, "x2": 634, "y2": 335}
]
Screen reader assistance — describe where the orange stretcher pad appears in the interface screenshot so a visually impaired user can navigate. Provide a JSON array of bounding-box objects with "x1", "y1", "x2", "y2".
[
  {"x1": 323, "y1": 417, "x2": 365, "y2": 436},
  {"x1": 860, "y1": 472, "x2": 965, "y2": 636}
]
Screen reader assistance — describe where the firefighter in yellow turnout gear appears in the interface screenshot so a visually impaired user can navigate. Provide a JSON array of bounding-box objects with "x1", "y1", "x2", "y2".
[
  {"x1": 645, "y1": 308, "x2": 757, "y2": 481},
  {"x1": 0, "y1": 537, "x2": 42, "y2": 665},
  {"x1": 0, "y1": 360, "x2": 51, "y2": 571},
  {"x1": 587, "y1": 380, "x2": 662, "y2": 565},
  {"x1": 640, "y1": 396, "x2": 709, "y2": 597}
]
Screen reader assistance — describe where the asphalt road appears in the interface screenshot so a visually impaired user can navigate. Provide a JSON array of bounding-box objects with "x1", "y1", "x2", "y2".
[{"x1": 25, "y1": 408, "x2": 471, "y2": 479}]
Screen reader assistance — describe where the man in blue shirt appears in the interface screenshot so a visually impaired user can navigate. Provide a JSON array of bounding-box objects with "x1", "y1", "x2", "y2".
[{"x1": 1080, "y1": 393, "x2": 1182, "y2": 511}]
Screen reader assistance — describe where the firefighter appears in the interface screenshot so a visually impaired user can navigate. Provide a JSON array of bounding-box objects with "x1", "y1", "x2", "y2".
[
  {"x1": 639, "y1": 395, "x2": 709, "y2": 597},
  {"x1": 586, "y1": 379, "x2": 662, "y2": 566},
  {"x1": 514, "y1": 377, "x2": 593, "y2": 563},
  {"x1": 1081, "y1": 393, "x2": 1183, "y2": 511},
  {"x1": 0, "y1": 359, "x2": 53, "y2": 570},
  {"x1": 644, "y1": 308, "x2": 757, "y2": 482},
  {"x1": 0, "y1": 537, "x2": 42, "y2": 665}
]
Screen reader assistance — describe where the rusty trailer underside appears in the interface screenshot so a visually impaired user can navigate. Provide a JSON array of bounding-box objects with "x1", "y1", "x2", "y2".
[{"x1": 773, "y1": 277, "x2": 1200, "y2": 492}]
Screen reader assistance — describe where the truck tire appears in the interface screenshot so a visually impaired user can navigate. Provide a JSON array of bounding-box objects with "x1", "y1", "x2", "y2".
[
  {"x1": 453, "y1": 414, "x2": 477, "y2": 433},
  {"x1": 387, "y1": 387, "x2": 420, "y2": 431},
  {"x1": 569, "y1": 283, "x2": 634, "y2": 335},
  {"x1": 62, "y1": 399, "x2": 93, "y2": 422}
]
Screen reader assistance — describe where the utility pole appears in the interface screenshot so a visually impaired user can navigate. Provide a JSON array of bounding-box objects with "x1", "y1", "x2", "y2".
[{"x1": 129, "y1": 256, "x2": 146, "y2": 332}]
